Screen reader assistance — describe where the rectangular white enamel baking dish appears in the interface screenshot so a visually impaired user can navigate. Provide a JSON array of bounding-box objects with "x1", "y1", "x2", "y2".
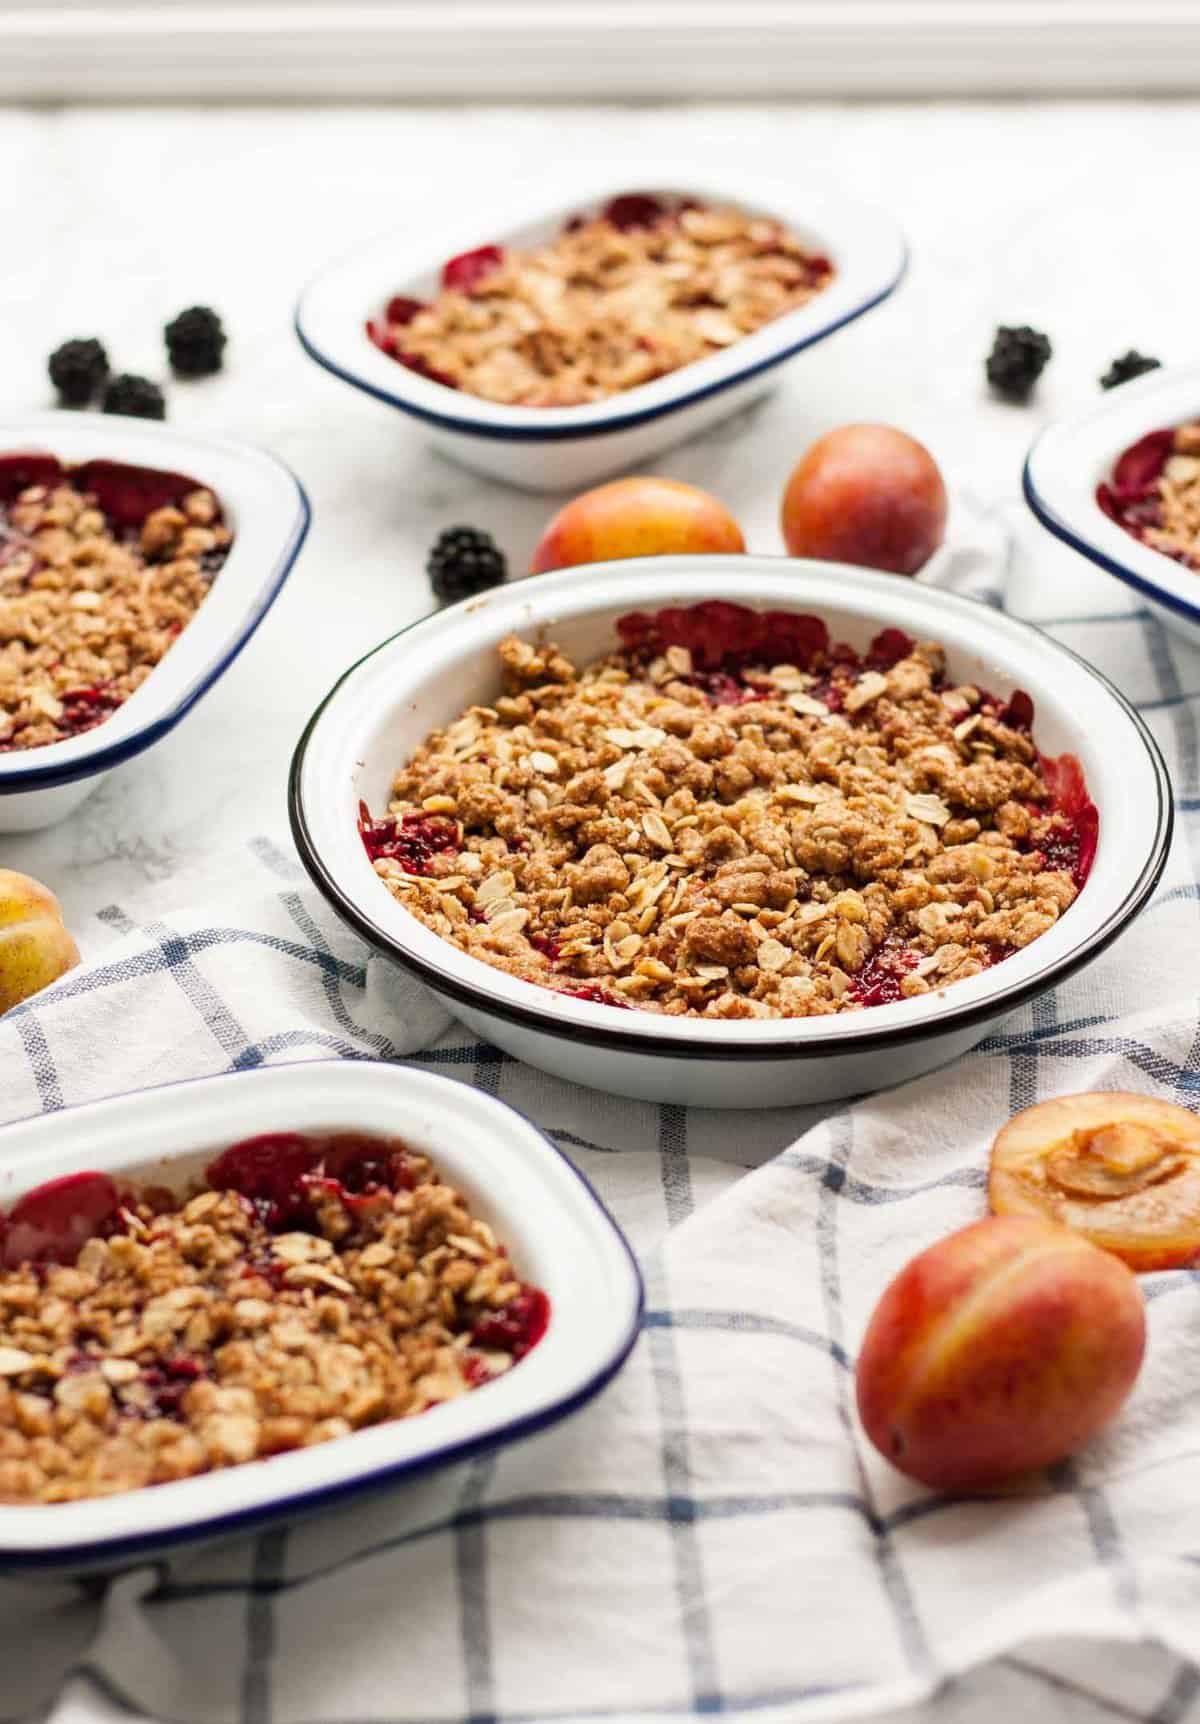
[
  {"x1": 0, "y1": 414, "x2": 309, "y2": 832},
  {"x1": 294, "y1": 174, "x2": 907, "y2": 492},
  {"x1": 0, "y1": 1060, "x2": 642, "y2": 1572}
]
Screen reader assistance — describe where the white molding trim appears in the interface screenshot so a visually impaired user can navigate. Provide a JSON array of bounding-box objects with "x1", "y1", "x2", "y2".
[{"x1": 3, "y1": 1, "x2": 1200, "y2": 101}]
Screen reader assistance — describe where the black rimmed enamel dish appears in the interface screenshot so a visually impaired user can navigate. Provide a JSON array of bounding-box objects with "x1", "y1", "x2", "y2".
[
  {"x1": 0, "y1": 1060, "x2": 641, "y2": 1574},
  {"x1": 294, "y1": 174, "x2": 906, "y2": 493},
  {"x1": 1025, "y1": 362, "x2": 1200, "y2": 650},
  {"x1": 0, "y1": 415, "x2": 309, "y2": 832},
  {"x1": 288, "y1": 557, "x2": 1171, "y2": 1110}
]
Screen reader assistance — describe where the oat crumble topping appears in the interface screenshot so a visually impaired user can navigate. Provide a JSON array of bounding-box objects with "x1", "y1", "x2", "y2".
[
  {"x1": 1099, "y1": 420, "x2": 1200, "y2": 570},
  {"x1": 362, "y1": 604, "x2": 1097, "y2": 1021},
  {"x1": 366, "y1": 193, "x2": 834, "y2": 408},
  {"x1": 0, "y1": 1134, "x2": 547, "y2": 1504},
  {"x1": 0, "y1": 455, "x2": 231, "y2": 752}
]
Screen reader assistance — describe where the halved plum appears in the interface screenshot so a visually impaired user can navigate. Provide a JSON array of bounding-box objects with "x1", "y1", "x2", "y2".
[{"x1": 989, "y1": 1092, "x2": 1200, "y2": 1271}]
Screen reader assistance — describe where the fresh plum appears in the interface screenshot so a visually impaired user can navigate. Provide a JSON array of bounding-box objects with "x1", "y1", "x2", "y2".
[
  {"x1": 529, "y1": 477, "x2": 744, "y2": 574},
  {"x1": 856, "y1": 1214, "x2": 1145, "y2": 1491},
  {"x1": 0, "y1": 868, "x2": 80, "y2": 1013},
  {"x1": 780, "y1": 423, "x2": 947, "y2": 576}
]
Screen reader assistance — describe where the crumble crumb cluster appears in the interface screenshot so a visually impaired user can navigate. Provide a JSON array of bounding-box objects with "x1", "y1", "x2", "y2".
[
  {"x1": 1099, "y1": 421, "x2": 1200, "y2": 570},
  {"x1": 362, "y1": 605, "x2": 1096, "y2": 1022},
  {"x1": 367, "y1": 194, "x2": 835, "y2": 408},
  {"x1": 0, "y1": 1134, "x2": 547, "y2": 1504},
  {"x1": 0, "y1": 456, "x2": 231, "y2": 752}
]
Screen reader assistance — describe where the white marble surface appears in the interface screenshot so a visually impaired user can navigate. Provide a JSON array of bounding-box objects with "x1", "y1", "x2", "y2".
[{"x1": 0, "y1": 97, "x2": 1193, "y2": 942}]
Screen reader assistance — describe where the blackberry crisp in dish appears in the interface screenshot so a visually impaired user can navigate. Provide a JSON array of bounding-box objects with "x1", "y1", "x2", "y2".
[
  {"x1": 366, "y1": 193, "x2": 834, "y2": 408},
  {"x1": 1098, "y1": 420, "x2": 1200, "y2": 570},
  {"x1": 0, "y1": 1131, "x2": 548, "y2": 1504},
  {"x1": 359, "y1": 602, "x2": 1097, "y2": 1022},
  {"x1": 0, "y1": 454, "x2": 232, "y2": 752}
]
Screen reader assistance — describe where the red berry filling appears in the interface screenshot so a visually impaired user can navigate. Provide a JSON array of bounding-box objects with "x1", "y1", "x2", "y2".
[
  {"x1": 1097, "y1": 428, "x2": 1175, "y2": 545},
  {"x1": 471, "y1": 1286, "x2": 551, "y2": 1359},
  {"x1": 848, "y1": 944, "x2": 920, "y2": 1009},
  {"x1": 385, "y1": 295, "x2": 426, "y2": 326},
  {"x1": 0, "y1": 453, "x2": 64, "y2": 504},
  {"x1": 1023, "y1": 752, "x2": 1099, "y2": 888},
  {"x1": 603, "y1": 193, "x2": 667, "y2": 231},
  {"x1": 442, "y1": 245, "x2": 505, "y2": 293},
  {"x1": 205, "y1": 1131, "x2": 417, "y2": 1233},
  {"x1": 0, "y1": 1172, "x2": 121, "y2": 1270},
  {"x1": 358, "y1": 800, "x2": 459, "y2": 873},
  {"x1": 559, "y1": 984, "x2": 631, "y2": 1009}
]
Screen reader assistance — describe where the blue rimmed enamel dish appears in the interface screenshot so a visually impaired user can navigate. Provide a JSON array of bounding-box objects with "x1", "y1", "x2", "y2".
[
  {"x1": 0, "y1": 414, "x2": 309, "y2": 832},
  {"x1": 295, "y1": 174, "x2": 907, "y2": 493},
  {"x1": 1025, "y1": 362, "x2": 1200, "y2": 650},
  {"x1": 0, "y1": 1059, "x2": 642, "y2": 1573}
]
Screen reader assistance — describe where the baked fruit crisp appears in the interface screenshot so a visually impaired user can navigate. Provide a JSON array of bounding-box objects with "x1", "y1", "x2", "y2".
[
  {"x1": 0, "y1": 1133, "x2": 548, "y2": 1503},
  {"x1": 1098, "y1": 420, "x2": 1200, "y2": 569},
  {"x1": 366, "y1": 193, "x2": 834, "y2": 407},
  {"x1": 0, "y1": 453, "x2": 232, "y2": 752},
  {"x1": 361, "y1": 602, "x2": 1097, "y2": 1021}
]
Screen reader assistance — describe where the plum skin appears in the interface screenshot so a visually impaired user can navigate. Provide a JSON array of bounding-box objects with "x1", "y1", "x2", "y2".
[
  {"x1": 855, "y1": 1214, "x2": 1146, "y2": 1492},
  {"x1": 780, "y1": 423, "x2": 948, "y2": 576},
  {"x1": 0, "y1": 868, "x2": 80, "y2": 1013}
]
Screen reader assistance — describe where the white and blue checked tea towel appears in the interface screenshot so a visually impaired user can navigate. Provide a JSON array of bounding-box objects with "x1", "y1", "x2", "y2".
[{"x1": 3, "y1": 505, "x2": 1200, "y2": 1724}]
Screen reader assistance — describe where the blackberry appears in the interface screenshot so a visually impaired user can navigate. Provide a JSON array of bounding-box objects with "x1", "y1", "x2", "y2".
[
  {"x1": 48, "y1": 338, "x2": 109, "y2": 407},
  {"x1": 427, "y1": 526, "x2": 507, "y2": 604},
  {"x1": 101, "y1": 374, "x2": 166, "y2": 421},
  {"x1": 164, "y1": 306, "x2": 226, "y2": 377},
  {"x1": 985, "y1": 325, "x2": 1052, "y2": 402},
  {"x1": 1101, "y1": 351, "x2": 1162, "y2": 390}
]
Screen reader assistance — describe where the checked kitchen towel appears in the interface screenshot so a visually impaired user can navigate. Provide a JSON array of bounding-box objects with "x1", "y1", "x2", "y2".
[{"x1": 2, "y1": 504, "x2": 1200, "y2": 1724}]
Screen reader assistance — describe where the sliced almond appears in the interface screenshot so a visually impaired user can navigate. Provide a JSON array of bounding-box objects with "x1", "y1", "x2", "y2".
[
  {"x1": 641, "y1": 811, "x2": 673, "y2": 850},
  {"x1": 843, "y1": 671, "x2": 889, "y2": 713},
  {"x1": 475, "y1": 871, "x2": 516, "y2": 908},
  {"x1": 529, "y1": 750, "x2": 558, "y2": 775},
  {"x1": 788, "y1": 691, "x2": 831, "y2": 719},
  {"x1": 488, "y1": 908, "x2": 529, "y2": 937},
  {"x1": 904, "y1": 792, "x2": 952, "y2": 828},
  {"x1": 757, "y1": 938, "x2": 791, "y2": 973}
]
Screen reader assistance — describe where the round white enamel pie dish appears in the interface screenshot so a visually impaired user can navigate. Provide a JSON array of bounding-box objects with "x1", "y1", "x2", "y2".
[
  {"x1": 289, "y1": 557, "x2": 1172, "y2": 1110},
  {"x1": 1025, "y1": 362, "x2": 1200, "y2": 650},
  {"x1": 0, "y1": 1060, "x2": 641, "y2": 1573},
  {"x1": 294, "y1": 175, "x2": 906, "y2": 493},
  {"x1": 0, "y1": 414, "x2": 309, "y2": 832}
]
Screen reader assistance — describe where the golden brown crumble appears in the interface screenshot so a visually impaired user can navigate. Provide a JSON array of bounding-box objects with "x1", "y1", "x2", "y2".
[
  {"x1": 364, "y1": 622, "x2": 1092, "y2": 1021},
  {"x1": 0, "y1": 477, "x2": 229, "y2": 752},
  {"x1": 0, "y1": 1139, "x2": 545, "y2": 1504},
  {"x1": 369, "y1": 197, "x2": 834, "y2": 407}
]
